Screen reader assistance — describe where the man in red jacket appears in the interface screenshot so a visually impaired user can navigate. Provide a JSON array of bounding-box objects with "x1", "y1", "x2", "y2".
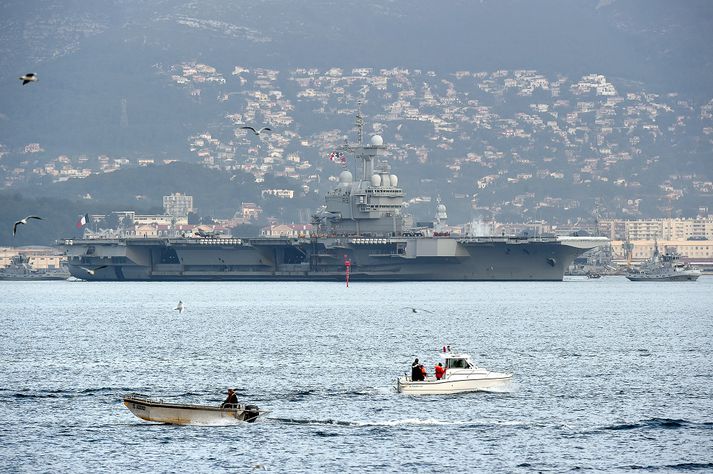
[{"x1": 434, "y1": 363, "x2": 446, "y2": 380}]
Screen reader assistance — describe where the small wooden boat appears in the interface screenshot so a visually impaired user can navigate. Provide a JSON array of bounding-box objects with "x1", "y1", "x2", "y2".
[{"x1": 123, "y1": 394, "x2": 264, "y2": 425}]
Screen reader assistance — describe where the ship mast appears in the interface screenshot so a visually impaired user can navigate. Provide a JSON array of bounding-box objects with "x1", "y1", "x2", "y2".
[
  {"x1": 351, "y1": 101, "x2": 374, "y2": 181},
  {"x1": 356, "y1": 100, "x2": 364, "y2": 146}
]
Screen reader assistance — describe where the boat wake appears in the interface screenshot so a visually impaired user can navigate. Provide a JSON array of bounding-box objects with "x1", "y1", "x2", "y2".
[
  {"x1": 619, "y1": 462, "x2": 713, "y2": 471},
  {"x1": 2, "y1": 387, "x2": 134, "y2": 400},
  {"x1": 259, "y1": 386, "x2": 393, "y2": 402},
  {"x1": 598, "y1": 417, "x2": 712, "y2": 432},
  {"x1": 268, "y1": 416, "x2": 527, "y2": 428},
  {"x1": 184, "y1": 418, "x2": 253, "y2": 427},
  {"x1": 268, "y1": 383, "x2": 514, "y2": 401}
]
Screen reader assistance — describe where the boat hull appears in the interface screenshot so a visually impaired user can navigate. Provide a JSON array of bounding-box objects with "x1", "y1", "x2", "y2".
[
  {"x1": 63, "y1": 236, "x2": 607, "y2": 282},
  {"x1": 123, "y1": 395, "x2": 262, "y2": 425},
  {"x1": 0, "y1": 275, "x2": 69, "y2": 281},
  {"x1": 626, "y1": 272, "x2": 701, "y2": 281},
  {"x1": 396, "y1": 373, "x2": 512, "y2": 395}
]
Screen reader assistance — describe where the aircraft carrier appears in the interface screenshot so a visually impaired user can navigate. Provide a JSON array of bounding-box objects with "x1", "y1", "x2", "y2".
[{"x1": 62, "y1": 120, "x2": 607, "y2": 282}]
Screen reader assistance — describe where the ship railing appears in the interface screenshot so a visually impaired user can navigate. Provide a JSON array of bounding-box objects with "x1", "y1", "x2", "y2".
[
  {"x1": 123, "y1": 392, "x2": 164, "y2": 403},
  {"x1": 457, "y1": 236, "x2": 556, "y2": 244},
  {"x1": 350, "y1": 238, "x2": 392, "y2": 245}
]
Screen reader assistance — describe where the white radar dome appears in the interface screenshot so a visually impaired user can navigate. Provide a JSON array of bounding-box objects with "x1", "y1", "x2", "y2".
[
  {"x1": 371, "y1": 174, "x2": 381, "y2": 187},
  {"x1": 381, "y1": 174, "x2": 391, "y2": 187},
  {"x1": 339, "y1": 170, "x2": 353, "y2": 184},
  {"x1": 370, "y1": 135, "x2": 384, "y2": 146},
  {"x1": 390, "y1": 174, "x2": 398, "y2": 187}
]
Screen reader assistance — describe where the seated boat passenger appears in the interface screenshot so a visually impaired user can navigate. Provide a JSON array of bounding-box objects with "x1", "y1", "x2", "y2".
[{"x1": 221, "y1": 388, "x2": 238, "y2": 408}]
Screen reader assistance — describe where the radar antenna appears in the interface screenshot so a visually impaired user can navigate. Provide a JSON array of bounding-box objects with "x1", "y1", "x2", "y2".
[{"x1": 356, "y1": 100, "x2": 364, "y2": 146}]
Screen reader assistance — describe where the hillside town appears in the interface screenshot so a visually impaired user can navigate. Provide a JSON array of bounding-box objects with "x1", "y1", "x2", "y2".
[
  {"x1": 1, "y1": 66, "x2": 712, "y2": 226},
  {"x1": 2, "y1": 67, "x2": 712, "y2": 274}
]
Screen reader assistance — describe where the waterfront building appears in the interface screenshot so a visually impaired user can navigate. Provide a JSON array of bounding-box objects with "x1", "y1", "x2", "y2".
[{"x1": 599, "y1": 217, "x2": 713, "y2": 241}]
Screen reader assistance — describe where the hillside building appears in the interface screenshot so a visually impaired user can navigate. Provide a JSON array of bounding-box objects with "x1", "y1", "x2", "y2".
[{"x1": 163, "y1": 193, "x2": 194, "y2": 220}]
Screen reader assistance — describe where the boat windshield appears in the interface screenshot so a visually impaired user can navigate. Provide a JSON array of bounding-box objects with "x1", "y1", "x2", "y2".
[{"x1": 446, "y1": 358, "x2": 471, "y2": 369}]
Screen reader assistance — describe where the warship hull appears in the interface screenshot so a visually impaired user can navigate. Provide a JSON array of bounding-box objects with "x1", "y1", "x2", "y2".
[
  {"x1": 62, "y1": 235, "x2": 607, "y2": 282},
  {"x1": 0, "y1": 274, "x2": 69, "y2": 281},
  {"x1": 626, "y1": 272, "x2": 700, "y2": 282}
]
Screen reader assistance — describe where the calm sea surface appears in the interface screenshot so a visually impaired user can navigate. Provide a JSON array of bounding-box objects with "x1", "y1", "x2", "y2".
[{"x1": 1, "y1": 277, "x2": 712, "y2": 472}]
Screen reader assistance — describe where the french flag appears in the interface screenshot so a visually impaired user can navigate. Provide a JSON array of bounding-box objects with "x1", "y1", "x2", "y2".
[{"x1": 76, "y1": 213, "x2": 89, "y2": 229}]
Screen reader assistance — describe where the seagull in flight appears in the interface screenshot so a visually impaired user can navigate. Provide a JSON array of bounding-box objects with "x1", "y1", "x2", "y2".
[
  {"x1": 79, "y1": 265, "x2": 108, "y2": 276},
  {"x1": 19, "y1": 73, "x2": 38, "y2": 85},
  {"x1": 402, "y1": 307, "x2": 433, "y2": 314},
  {"x1": 174, "y1": 301, "x2": 185, "y2": 314},
  {"x1": 241, "y1": 126, "x2": 271, "y2": 135},
  {"x1": 13, "y1": 216, "x2": 43, "y2": 236}
]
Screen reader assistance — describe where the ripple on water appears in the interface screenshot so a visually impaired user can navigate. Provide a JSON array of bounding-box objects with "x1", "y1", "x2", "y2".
[{"x1": 0, "y1": 279, "x2": 712, "y2": 471}]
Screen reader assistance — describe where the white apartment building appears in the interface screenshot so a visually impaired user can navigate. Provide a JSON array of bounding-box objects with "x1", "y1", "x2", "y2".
[
  {"x1": 599, "y1": 217, "x2": 713, "y2": 241},
  {"x1": 163, "y1": 193, "x2": 194, "y2": 219}
]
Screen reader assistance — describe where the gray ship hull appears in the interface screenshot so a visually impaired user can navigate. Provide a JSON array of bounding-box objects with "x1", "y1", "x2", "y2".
[
  {"x1": 626, "y1": 272, "x2": 700, "y2": 281},
  {"x1": 0, "y1": 274, "x2": 69, "y2": 281},
  {"x1": 63, "y1": 236, "x2": 606, "y2": 282}
]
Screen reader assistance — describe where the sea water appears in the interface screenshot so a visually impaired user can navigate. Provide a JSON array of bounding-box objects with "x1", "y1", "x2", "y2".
[{"x1": 1, "y1": 278, "x2": 711, "y2": 472}]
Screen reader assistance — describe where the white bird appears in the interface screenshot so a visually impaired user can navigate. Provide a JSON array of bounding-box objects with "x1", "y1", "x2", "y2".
[
  {"x1": 13, "y1": 215, "x2": 43, "y2": 236},
  {"x1": 79, "y1": 265, "x2": 108, "y2": 276},
  {"x1": 174, "y1": 301, "x2": 185, "y2": 313},
  {"x1": 19, "y1": 73, "x2": 38, "y2": 85},
  {"x1": 402, "y1": 307, "x2": 433, "y2": 314},
  {"x1": 241, "y1": 126, "x2": 271, "y2": 135}
]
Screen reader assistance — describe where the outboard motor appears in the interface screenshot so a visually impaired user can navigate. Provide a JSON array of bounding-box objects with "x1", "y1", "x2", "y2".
[{"x1": 243, "y1": 405, "x2": 260, "y2": 423}]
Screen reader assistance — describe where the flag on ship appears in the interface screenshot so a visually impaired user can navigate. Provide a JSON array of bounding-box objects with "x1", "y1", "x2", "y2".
[
  {"x1": 328, "y1": 151, "x2": 346, "y2": 164},
  {"x1": 76, "y1": 213, "x2": 89, "y2": 229}
]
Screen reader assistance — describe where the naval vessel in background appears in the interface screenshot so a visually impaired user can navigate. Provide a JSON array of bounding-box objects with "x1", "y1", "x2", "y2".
[
  {"x1": 626, "y1": 242, "x2": 701, "y2": 281},
  {"x1": 62, "y1": 119, "x2": 607, "y2": 281},
  {"x1": 0, "y1": 254, "x2": 70, "y2": 281}
]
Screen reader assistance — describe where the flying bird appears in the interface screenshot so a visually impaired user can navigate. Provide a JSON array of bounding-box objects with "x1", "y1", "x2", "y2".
[
  {"x1": 79, "y1": 265, "x2": 108, "y2": 276},
  {"x1": 19, "y1": 73, "x2": 38, "y2": 85},
  {"x1": 402, "y1": 307, "x2": 433, "y2": 314},
  {"x1": 241, "y1": 126, "x2": 271, "y2": 135},
  {"x1": 174, "y1": 301, "x2": 185, "y2": 314},
  {"x1": 13, "y1": 216, "x2": 43, "y2": 236}
]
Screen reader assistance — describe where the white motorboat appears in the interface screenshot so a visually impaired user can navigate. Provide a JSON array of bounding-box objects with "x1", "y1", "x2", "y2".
[
  {"x1": 396, "y1": 350, "x2": 512, "y2": 395},
  {"x1": 123, "y1": 394, "x2": 264, "y2": 425}
]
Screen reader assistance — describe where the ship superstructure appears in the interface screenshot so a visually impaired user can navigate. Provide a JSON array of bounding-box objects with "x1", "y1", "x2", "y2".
[{"x1": 315, "y1": 133, "x2": 404, "y2": 236}]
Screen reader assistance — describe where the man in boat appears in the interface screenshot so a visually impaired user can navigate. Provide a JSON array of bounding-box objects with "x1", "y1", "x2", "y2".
[
  {"x1": 435, "y1": 362, "x2": 445, "y2": 380},
  {"x1": 411, "y1": 358, "x2": 423, "y2": 381},
  {"x1": 221, "y1": 388, "x2": 239, "y2": 408}
]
